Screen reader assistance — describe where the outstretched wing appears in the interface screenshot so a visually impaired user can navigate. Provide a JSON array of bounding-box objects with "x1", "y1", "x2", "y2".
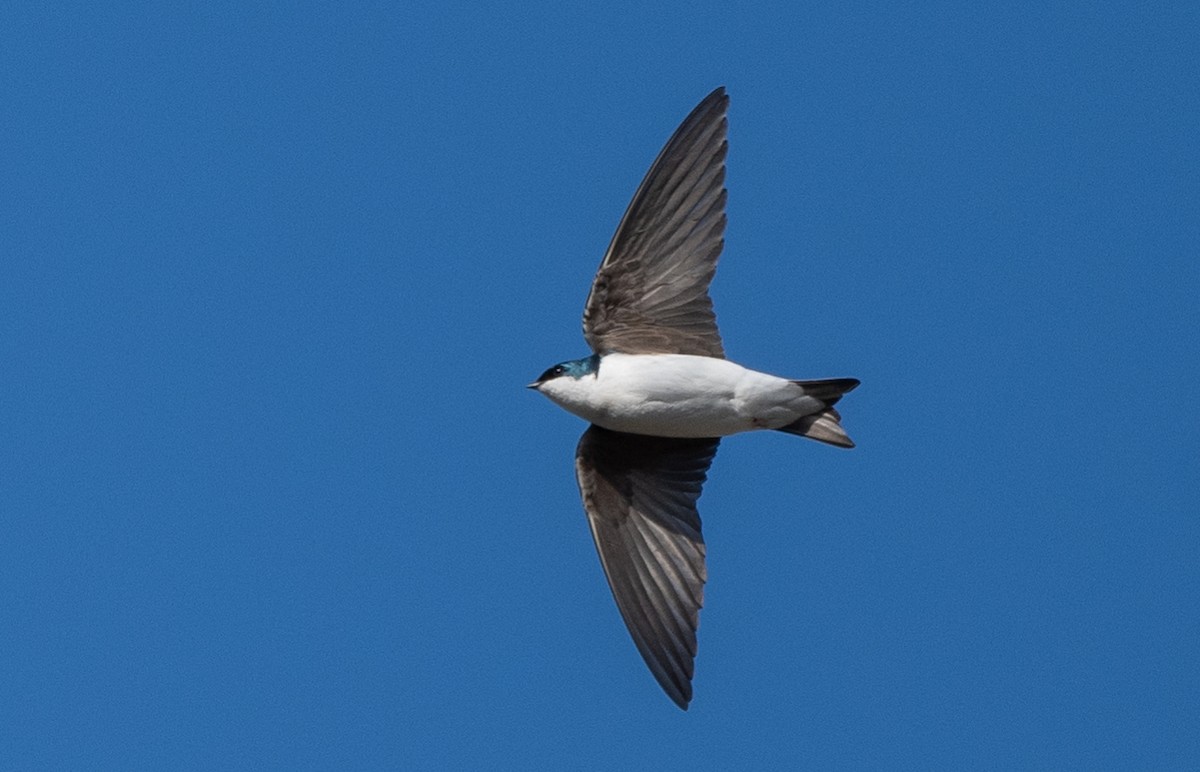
[
  {"x1": 574, "y1": 425, "x2": 719, "y2": 709},
  {"x1": 582, "y1": 87, "x2": 729, "y2": 358}
]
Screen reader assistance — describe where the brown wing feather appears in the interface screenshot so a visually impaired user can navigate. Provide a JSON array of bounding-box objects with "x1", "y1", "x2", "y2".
[
  {"x1": 575, "y1": 425, "x2": 719, "y2": 709},
  {"x1": 582, "y1": 88, "x2": 729, "y2": 357}
]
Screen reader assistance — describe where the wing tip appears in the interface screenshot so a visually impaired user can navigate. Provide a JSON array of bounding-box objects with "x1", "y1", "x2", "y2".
[{"x1": 704, "y1": 85, "x2": 728, "y2": 103}]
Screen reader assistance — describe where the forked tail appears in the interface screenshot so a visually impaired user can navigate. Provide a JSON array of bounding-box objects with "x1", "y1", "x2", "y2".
[{"x1": 776, "y1": 378, "x2": 860, "y2": 448}]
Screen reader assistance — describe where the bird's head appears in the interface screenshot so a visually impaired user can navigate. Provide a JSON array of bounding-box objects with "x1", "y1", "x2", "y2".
[{"x1": 527, "y1": 354, "x2": 600, "y2": 391}]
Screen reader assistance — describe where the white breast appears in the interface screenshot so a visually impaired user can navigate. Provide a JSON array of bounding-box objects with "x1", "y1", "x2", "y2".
[{"x1": 537, "y1": 353, "x2": 824, "y2": 438}]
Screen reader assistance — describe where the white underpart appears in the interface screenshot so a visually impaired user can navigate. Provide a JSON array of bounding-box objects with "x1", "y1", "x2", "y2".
[{"x1": 537, "y1": 353, "x2": 827, "y2": 438}]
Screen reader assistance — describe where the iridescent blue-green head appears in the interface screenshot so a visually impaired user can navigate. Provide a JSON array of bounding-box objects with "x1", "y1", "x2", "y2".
[{"x1": 528, "y1": 354, "x2": 600, "y2": 389}]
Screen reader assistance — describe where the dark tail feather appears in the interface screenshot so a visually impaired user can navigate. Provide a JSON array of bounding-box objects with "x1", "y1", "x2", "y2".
[
  {"x1": 791, "y1": 378, "x2": 859, "y2": 406},
  {"x1": 775, "y1": 378, "x2": 859, "y2": 448}
]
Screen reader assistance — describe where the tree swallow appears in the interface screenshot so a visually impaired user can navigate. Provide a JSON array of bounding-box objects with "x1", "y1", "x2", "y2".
[{"x1": 528, "y1": 87, "x2": 859, "y2": 709}]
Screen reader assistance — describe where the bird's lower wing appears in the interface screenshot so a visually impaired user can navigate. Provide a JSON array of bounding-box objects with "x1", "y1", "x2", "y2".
[{"x1": 574, "y1": 425, "x2": 719, "y2": 709}]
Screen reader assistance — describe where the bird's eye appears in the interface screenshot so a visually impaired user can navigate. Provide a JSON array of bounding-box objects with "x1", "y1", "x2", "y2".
[{"x1": 536, "y1": 363, "x2": 567, "y2": 383}]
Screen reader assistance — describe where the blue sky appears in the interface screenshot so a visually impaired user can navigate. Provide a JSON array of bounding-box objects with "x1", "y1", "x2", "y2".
[{"x1": 3, "y1": 1, "x2": 1197, "y2": 768}]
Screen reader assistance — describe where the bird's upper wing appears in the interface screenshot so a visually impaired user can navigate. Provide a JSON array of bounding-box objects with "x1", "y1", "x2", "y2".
[
  {"x1": 574, "y1": 424, "x2": 719, "y2": 709},
  {"x1": 582, "y1": 87, "x2": 729, "y2": 358}
]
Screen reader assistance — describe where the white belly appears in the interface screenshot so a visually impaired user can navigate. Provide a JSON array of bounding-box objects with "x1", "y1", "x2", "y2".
[{"x1": 539, "y1": 353, "x2": 825, "y2": 438}]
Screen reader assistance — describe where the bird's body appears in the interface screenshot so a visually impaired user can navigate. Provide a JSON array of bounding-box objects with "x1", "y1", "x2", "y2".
[
  {"x1": 538, "y1": 353, "x2": 835, "y2": 438},
  {"x1": 529, "y1": 87, "x2": 859, "y2": 709}
]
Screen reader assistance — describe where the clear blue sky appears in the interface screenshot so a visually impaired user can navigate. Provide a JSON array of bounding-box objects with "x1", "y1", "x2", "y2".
[{"x1": 3, "y1": 2, "x2": 1197, "y2": 768}]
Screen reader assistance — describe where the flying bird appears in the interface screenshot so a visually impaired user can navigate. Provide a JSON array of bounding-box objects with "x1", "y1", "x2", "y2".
[{"x1": 528, "y1": 87, "x2": 859, "y2": 709}]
